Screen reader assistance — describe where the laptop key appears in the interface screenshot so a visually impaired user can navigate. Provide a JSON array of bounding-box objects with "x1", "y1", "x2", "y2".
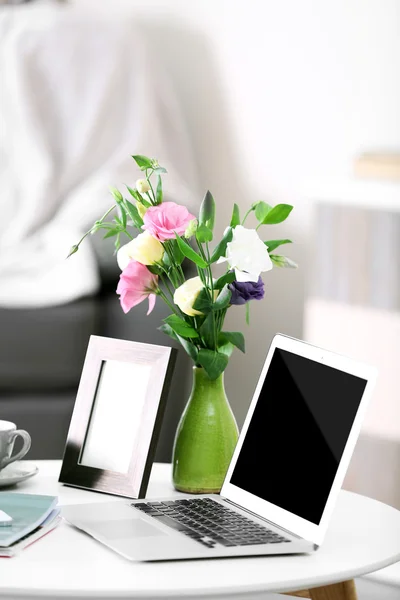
[
  {"x1": 151, "y1": 514, "x2": 193, "y2": 533},
  {"x1": 133, "y1": 498, "x2": 291, "y2": 548},
  {"x1": 212, "y1": 537, "x2": 236, "y2": 547}
]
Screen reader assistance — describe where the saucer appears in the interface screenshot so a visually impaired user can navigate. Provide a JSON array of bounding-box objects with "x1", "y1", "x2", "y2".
[{"x1": 0, "y1": 461, "x2": 39, "y2": 487}]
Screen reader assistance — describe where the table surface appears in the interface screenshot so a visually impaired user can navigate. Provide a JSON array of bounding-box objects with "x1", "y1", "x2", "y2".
[{"x1": 1, "y1": 461, "x2": 400, "y2": 599}]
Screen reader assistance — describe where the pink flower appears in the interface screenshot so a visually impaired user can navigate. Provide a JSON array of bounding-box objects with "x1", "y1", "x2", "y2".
[
  {"x1": 116, "y1": 260, "x2": 158, "y2": 315},
  {"x1": 143, "y1": 202, "x2": 196, "y2": 242}
]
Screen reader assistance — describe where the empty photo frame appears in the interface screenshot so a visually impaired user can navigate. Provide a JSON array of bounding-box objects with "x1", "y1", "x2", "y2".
[{"x1": 59, "y1": 336, "x2": 176, "y2": 498}]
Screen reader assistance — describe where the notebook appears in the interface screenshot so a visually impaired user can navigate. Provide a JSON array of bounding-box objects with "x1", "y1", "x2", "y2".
[
  {"x1": 0, "y1": 494, "x2": 58, "y2": 547},
  {"x1": 0, "y1": 509, "x2": 61, "y2": 557}
]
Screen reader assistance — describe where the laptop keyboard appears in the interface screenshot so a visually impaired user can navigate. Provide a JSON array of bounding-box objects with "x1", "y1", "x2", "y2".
[{"x1": 132, "y1": 498, "x2": 291, "y2": 549}]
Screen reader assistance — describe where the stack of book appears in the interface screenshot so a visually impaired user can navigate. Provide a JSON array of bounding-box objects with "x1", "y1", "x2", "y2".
[
  {"x1": 0, "y1": 494, "x2": 60, "y2": 557},
  {"x1": 354, "y1": 152, "x2": 400, "y2": 180}
]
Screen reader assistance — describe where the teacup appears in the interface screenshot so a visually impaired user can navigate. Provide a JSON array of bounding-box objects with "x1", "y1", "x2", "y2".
[{"x1": 0, "y1": 421, "x2": 31, "y2": 471}]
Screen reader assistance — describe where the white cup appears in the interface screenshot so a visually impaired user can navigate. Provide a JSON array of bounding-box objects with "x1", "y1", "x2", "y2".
[{"x1": 0, "y1": 421, "x2": 31, "y2": 471}]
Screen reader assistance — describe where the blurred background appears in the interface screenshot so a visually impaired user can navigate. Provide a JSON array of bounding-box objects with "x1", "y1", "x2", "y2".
[{"x1": 0, "y1": 0, "x2": 399, "y2": 594}]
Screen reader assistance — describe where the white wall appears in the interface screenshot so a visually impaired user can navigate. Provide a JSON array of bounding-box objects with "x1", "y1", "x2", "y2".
[{"x1": 78, "y1": 0, "x2": 400, "y2": 424}]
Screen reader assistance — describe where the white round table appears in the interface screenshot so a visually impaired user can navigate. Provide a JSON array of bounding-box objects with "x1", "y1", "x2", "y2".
[{"x1": 1, "y1": 461, "x2": 400, "y2": 600}]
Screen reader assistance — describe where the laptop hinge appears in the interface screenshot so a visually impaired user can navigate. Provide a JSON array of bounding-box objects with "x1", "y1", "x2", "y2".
[{"x1": 223, "y1": 497, "x2": 303, "y2": 541}]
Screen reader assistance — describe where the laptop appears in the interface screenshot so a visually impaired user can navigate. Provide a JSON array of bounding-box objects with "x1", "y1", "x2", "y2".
[{"x1": 62, "y1": 334, "x2": 377, "y2": 561}]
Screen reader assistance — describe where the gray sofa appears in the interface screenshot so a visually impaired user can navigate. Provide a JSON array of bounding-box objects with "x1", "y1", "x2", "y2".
[{"x1": 0, "y1": 238, "x2": 193, "y2": 463}]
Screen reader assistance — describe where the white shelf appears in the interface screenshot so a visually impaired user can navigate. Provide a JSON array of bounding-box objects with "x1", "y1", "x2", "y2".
[{"x1": 303, "y1": 177, "x2": 400, "y2": 212}]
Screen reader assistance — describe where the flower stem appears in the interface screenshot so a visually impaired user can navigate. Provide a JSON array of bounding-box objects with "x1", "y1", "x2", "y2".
[
  {"x1": 162, "y1": 275, "x2": 175, "y2": 300},
  {"x1": 159, "y1": 273, "x2": 186, "y2": 320},
  {"x1": 206, "y1": 242, "x2": 218, "y2": 348},
  {"x1": 99, "y1": 204, "x2": 117, "y2": 223},
  {"x1": 163, "y1": 241, "x2": 185, "y2": 287},
  {"x1": 146, "y1": 191, "x2": 156, "y2": 206},
  {"x1": 196, "y1": 241, "x2": 212, "y2": 300},
  {"x1": 145, "y1": 168, "x2": 156, "y2": 203},
  {"x1": 157, "y1": 287, "x2": 179, "y2": 316},
  {"x1": 241, "y1": 207, "x2": 253, "y2": 226},
  {"x1": 122, "y1": 229, "x2": 134, "y2": 240},
  {"x1": 70, "y1": 204, "x2": 117, "y2": 254}
]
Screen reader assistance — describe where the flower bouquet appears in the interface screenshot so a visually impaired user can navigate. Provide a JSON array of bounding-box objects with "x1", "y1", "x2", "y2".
[{"x1": 70, "y1": 154, "x2": 296, "y2": 493}]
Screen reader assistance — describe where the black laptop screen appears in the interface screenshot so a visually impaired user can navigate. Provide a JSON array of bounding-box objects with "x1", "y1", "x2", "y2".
[{"x1": 230, "y1": 348, "x2": 367, "y2": 525}]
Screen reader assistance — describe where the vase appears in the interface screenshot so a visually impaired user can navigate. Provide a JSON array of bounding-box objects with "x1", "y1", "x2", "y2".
[{"x1": 172, "y1": 367, "x2": 239, "y2": 493}]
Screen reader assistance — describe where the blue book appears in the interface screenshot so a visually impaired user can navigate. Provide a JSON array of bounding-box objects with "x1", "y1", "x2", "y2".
[{"x1": 0, "y1": 494, "x2": 58, "y2": 547}]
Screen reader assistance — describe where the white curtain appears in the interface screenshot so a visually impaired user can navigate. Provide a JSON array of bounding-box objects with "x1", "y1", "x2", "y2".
[{"x1": 0, "y1": 1, "x2": 197, "y2": 306}]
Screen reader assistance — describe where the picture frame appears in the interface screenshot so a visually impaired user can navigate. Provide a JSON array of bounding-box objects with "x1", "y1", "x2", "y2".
[{"x1": 59, "y1": 335, "x2": 176, "y2": 498}]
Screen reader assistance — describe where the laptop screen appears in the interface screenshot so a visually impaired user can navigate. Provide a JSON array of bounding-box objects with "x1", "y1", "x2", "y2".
[{"x1": 229, "y1": 348, "x2": 367, "y2": 525}]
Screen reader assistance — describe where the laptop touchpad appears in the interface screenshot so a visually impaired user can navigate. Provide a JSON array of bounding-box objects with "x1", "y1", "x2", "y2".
[{"x1": 89, "y1": 519, "x2": 167, "y2": 540}]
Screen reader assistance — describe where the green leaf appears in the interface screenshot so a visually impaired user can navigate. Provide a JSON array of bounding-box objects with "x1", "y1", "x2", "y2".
[
  {"x1": 214, "y1": 270, "x2": 235, "y2": 290},
  {"x1": 162, "y1": 252, "x2": 172, "y2": 270},
  {"x1": 156, "y1": 175, "x2": 163, "y2": 204},
  {"x1": 192, "y1": 287, "x2": 213, "y2": 314},
  {"x1": 123, "y1": 199, "x2": 144, "y2": 229},
  {"x1": 197, "y1": 349, "x2": 229, "y2": 380},
  {"x1": 218, "y1": 331, "x2": 245, "y2": 353},
  {"x1": 103, "y1": 228, "x2": 120, "y2": 239},
  {"x1": 199, "y1": 190, "x2": 215, "y2": 231},
  {"x1": 262, "y1": 204, "x2": 293, "y2": 225},
  {"x1": 168, "y1": 239, "x2": 184, "y2": 265},
  {"x1": 196, "y1": 224, "x2": 213, "y2": 243},
  {"x1": 147, "y1": 264, "x2": 163, "y2": 275},
  {"x1": 176, "y1": 334, "x2": 199, "y2": 362},
  {"x1": 199, "y1": 312, "x2": 217, "y2": 348},
  {"x1": 132, "y1": 154, "x2": 153, "y2": 170},
  {"x1": 158, "y1": 323, "x2": 179, "y2": 342},
  {"x1": 175, "y1": 234, "x2": 208, "y2": 268},
  {"x1": 126, "y1": 185, "x2": 141, "y2": 202},
  {"x1": 230, "y1": 203, "x2": 240, "y2": 227},
  {"x1": 118, "y1": 204, "x2": 127, "y2": 228},
  {"x1": 126, "y1": 186, "x2": 152, "y2": 208},
  {"x1": 126, "y1": 185, "x2": 138, "y2": 199},
  {"x1": 159, "y1": 325, "x2": 199, "y2": 362},
  {"x1": 153, "y1": 166, "x2": 167, "y2": 174},
  {"x1": 218, "y1": 341, "x2": 234, "y2": 358},
  {"x1": 210, "y1": 227, "x2": 233, "y2": 263},
  {"x1": 270, "y1": 254, "x2": 298, "y2": 268},
  {"x1": 264, "y1": 239, "x2": 292, "y2": 252},
  {"x1": 255, "y1": 201, "x2": 272, "y2": 223},
  {"x1": 114, "y1": 233, "x2": 121, "y2": 251},
  {"x1": 213, "y1": 284, "x2": 232, "y2": 310},
  {"x1": 164, "y1": 314, "x2": 199, "y2": 338}
]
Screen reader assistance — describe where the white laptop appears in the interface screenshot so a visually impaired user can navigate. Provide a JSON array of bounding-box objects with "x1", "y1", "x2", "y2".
[{"x1": 63, "y1": 334, "x2": 377, "y2": 561}]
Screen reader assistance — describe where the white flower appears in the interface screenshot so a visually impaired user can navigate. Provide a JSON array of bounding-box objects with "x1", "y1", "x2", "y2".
[
  {"x1": 174, "y1": 276, "x2": 204, "y2": 316},
  {"x1": 220, "y1": 225, "x2": 272, "y2": 282},
  {"x1": 136, "y1": 179, "x2": 150, "y2": 194},
  {"x1": 117, "y1": 232, "x2": 164, "y2": 269}
]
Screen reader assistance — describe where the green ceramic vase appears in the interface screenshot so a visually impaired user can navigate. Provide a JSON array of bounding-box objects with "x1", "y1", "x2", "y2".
[{"x1": 172, "y1": 367, "x2": 239, "y2": 493}]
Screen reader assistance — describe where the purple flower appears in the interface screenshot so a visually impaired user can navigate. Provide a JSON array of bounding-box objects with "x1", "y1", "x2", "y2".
[{"x1": 228, "y1": 277, "x2": 265, "y2": 305}]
